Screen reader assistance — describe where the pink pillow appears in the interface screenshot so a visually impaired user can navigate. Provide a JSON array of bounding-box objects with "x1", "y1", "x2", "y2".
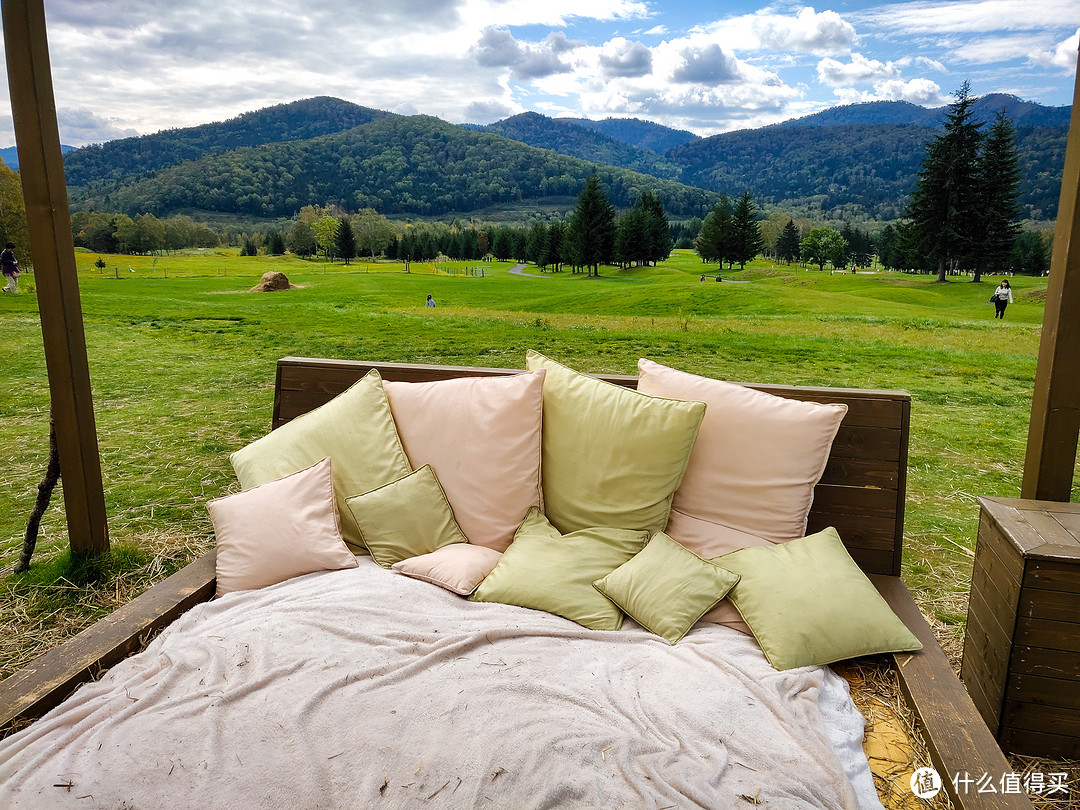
[
  {"x1": 637, "y1": 358, "x2": 847, "y2": 546},
  {"x1": 392, "y1": 544, "x2": 503, "y2": 595},
  {"x1": 384, "y1": 371, "x2": 544, "y2": 552},
  {"x1": 637, "y1": 359, "x2": 847, "y2": 634},
  {"x1": 208, "y1": 457, "x2": 358, "y2": 597}
]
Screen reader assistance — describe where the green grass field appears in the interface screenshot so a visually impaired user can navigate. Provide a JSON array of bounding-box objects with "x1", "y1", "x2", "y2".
[{"x1": 0, "y1": 248, "x2": 1063, "y2": 675}]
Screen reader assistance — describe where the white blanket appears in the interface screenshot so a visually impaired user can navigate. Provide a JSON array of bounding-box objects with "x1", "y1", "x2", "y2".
[{"x1": 0, "y1": 559, "x2": 880, "y2": 809}]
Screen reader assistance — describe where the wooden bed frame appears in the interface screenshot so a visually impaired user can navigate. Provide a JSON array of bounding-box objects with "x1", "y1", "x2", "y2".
[{"x1": 0, "y1": 357, "x2": 1030, "y2": 809}]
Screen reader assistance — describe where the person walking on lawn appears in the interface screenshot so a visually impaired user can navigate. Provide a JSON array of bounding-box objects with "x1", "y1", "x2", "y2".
[
  {"x1": 992, "y1": 279, "x2": 1013, "y2": 319},
  {"x1": 1, "y1": 242, "x2": 20, "y2": 293}
]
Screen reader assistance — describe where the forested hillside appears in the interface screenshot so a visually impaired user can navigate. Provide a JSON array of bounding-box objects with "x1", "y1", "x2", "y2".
[
  {"x1": 557, "y1": 117, "x2": 699, "y2": 153},
  {"x1": 63, "y1": 97, "x2": 386, "y2": 187},
  {"x1": 668, "y1": 122, "x2": 1067, "y2": 221},
  {"x1": 774, "y1": 93, "x2": 1071, "y2": 129},
  {"x1": 481, "y1": 113, "x2": 682, "y2": 180},
  {"x1": 75, "y1": 115, "x2": 717, "y2": 219},
  {"x1": 59, "y1": 94, "x2": 1067, "y2": 224}
]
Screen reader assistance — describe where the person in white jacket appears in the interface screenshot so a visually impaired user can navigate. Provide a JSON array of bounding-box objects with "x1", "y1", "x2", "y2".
[{"x1": 992, "y1": 279, "x2": 1013, "y2": 319}]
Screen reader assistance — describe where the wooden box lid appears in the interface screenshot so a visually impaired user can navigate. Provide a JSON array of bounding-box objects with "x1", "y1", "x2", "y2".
[{"x1": 978, "y1": 497, "x2": 1080, "y2": 563}]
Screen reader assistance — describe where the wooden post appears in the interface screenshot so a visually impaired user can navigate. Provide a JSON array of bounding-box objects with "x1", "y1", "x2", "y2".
[
  {"x1": 3, "y1": 0, "x2": 109, "y2": 554},
  {"x1": 1022, "y1": 45, "x2": 1080, "y2": 502}
]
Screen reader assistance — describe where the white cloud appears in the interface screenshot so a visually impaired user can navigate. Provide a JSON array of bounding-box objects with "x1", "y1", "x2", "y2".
[
  {"x1": 817, "y1": 53, "x2": 900, "y2": 85},
  {"x1": 470, "y1": 27, "x2": 577, "y2": 79},
  {"x1": 464, "y1": 100, "x2": 518, "y2": 122},
  {"x1": 54, "y1": 108, "x2": 140, "y2": 144},
  {"x1": 949, "y1": 34, "x2": 1053, "y2": 64},
  {"x1": 1031, "y1": 28, "x2": 1080, "y2": 70},
  {"x1": 854, "y1": 0, "x2": 1080, "y2": 34},
  {"x1": 896, "y1": 56, "x2": 948, "y2": 72},
  {"x1": 599, "y1": 38, "x2": 653, "y2": 78},
  {"x1": 752, "y1": 7, "x2": 856, "y2": 55},
  {"x1": 834, "y1": 77, "x2": 947, "y2": 105},
  {"x1": 693, "y1": 7, "x2": 856, "y2": 57},
  {"x1": 672, "y1": 44, "x2": 742, "y2": 85}
]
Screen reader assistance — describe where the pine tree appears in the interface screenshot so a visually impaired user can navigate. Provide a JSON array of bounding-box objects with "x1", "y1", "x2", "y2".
[
  {"x1": 614, "y1": 207, "x2": 647, "y2": 268},
  {"x1": 730, "y1": 191, "x2": 764, "y2": 270},
  {"x1": 972, "y1": 109, "x2": 1022, "y2": 282},
  {"x1": 335, "y1": 217, "x2": 356, "y2": 265},
  {"x1": 526, "y1": 221, "x2": 548, "y2": 268},
  {"x1": 564, "y1": 175, "x2": 616, "y2": 276},
  {"x1": 776, "y1": 219, "x2": 801, "y2": 264},
  {"x1": 266, "y1": 230, "x2": 286, "y2": 255},
  {"x1": 543, "y1": 221, "x2": 565, "y2": 271},
  {"x1": 875, "y1": 224, "x2": 898, "y2": 270},
  {"x1": 903, "y1": 81, "x2": 984, "y2": 282},
  {"x1": 639, "y1": 191, "x2": 674, "y2": 266},
  {"x1": 695, "y1": 195, "x2": 732, "y2": 266}
]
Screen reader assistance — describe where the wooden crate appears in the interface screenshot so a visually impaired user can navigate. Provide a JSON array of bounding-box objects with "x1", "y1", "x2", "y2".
[{"x1": 962, "y1": 496, "x2": 1080, "y2": 758}]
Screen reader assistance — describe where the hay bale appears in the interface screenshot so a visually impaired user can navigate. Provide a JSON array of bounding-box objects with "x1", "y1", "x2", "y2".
[{"x1": 250, "y1": 271, "x2": 295, "y2": 292}]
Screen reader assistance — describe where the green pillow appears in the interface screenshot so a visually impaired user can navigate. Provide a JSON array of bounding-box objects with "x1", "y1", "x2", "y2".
[
  {"x1": 470, "y1": 508, "x2": 649, "y2": 630},
  {"x1": 714, "y1": 527, "x2": 922, "y2": 670},
  {"x1": 525, "y1": 350, "x2": 705, "y2": 535},
  {"x1": 594, "y1": 532, "x2": 740, "y2": 644},
  {"x1": 230, "y1": 370, "x2": 411, "y2": 554},
  {"x1": 345, "y1": 465, "x2": 468, "y2": 568}
]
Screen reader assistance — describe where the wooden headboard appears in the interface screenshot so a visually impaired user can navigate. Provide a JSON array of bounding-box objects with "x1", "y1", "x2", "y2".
[{"x1": 274, "y1": 357, "x2": 911, "y2": 578}]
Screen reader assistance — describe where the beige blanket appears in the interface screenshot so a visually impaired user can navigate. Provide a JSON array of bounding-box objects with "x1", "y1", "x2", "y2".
[{"x1": 0, "y1": 558, "x2": 878, "y2": 808}]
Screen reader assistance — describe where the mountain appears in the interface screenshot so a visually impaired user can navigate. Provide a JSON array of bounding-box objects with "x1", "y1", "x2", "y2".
[
  {"x1": 63, "y1": 97, "x2": 387, "y2": 188},
  {"x1": 777, "y1": 93, "x2": 1071, "y2": 129},
  {"x1": 1, "y1": 144, "x2": 75, "y2": 170},
  {"x1": 61, "y1": 94, "x2": 1068, "y2": 224},
  {"x1": 71, "y1": 114, "x2": 718, "y2": 219},
  {"x1": 480, "y1": 112, "x2": 682, "y2": 180},
  {"x1": 559, "y1": 117, "x2": 699, "y2": 153}
]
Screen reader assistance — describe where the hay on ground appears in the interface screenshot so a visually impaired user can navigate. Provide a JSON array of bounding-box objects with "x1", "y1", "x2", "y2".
[
  {"x1": 835, "y1": 657, "x2": 955, "y2": 809},
  {"x1": 250, "y1": 271, "x2": 296, "y2": 292}
]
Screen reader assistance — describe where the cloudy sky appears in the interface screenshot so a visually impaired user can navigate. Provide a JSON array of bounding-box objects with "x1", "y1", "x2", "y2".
[{"x1": 0, "y1": 0, "x2": 1077, "y2": 147}]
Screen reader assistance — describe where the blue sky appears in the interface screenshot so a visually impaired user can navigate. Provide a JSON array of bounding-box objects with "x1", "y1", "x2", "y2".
[{"x1": 0, "y1": 0, "x2": 1077, "y2": 147}]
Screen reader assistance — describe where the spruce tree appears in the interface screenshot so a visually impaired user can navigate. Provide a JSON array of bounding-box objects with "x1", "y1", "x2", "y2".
[
  {"x1": 564, "y1": 175, "x2": 616, "y2": 276},
  {"x1": 526, "y1": 221, "x2": 548, "y2": 268},
  {"x1": 903, "y1": 81, "x2": 984, "y2": 282},
  {"x1": 776, "y1": 219, "x2": 801, "y2": 264},
  {"x1": 695, "y1": 195, "x2": 732, "y2": 266},
  {"x1": 876, "y1": 224, "x2": 897, "y2": 270},
  {"x1": 730, "y1": 191, "x2": 764, "y2": 269},
  {"x1": 639, "y1": 191, "x2": 674, "y2": 266},
  {"x1": 335, "y1": 216, "x2": 356, "y2": 265},
  {"x1": 972, "y1": 109, "x2": 1022, "y2": 281},
  {"x1": 266, "y1": 229, "x2": 286, "y2": 255},
  {"x1": 543, "y1": 221, "x2": 565, "y2": 271}
]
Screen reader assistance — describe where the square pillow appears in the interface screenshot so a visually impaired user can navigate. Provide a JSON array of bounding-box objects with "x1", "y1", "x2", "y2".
[
  {"x1": 714, "y1": 527, "x2": 922, "y2": 670},
  {"x1": 384, "y1": 370, "x2": 544, "y2": 552},
  {"x1": 208, "y1": 457, "x2": 358, "y2": 597},
  {"x1": 526, "y1": 350, "x2": 705, "y2": 535},
  {"x1": 345, "y1": 465, "x2": 468, "y2": 568},
  {"x1": 470, "y1": 507, "x2": 649, "y2": 631},
  {"x1": 664, "y1": 511, "x2": 772, "y2": 634},
  {"x1": 636, "y1": 358, "x2": 848, "y2": 548},
  {"x1": 230, "y1": 369, "x2": 411, "y2": 554},
  {"x1": 594, "y1": 532, "x2": 740, "y2": 644},
  {"x1": 392, "y1": 544, "x2": 503, "y2": 595}
]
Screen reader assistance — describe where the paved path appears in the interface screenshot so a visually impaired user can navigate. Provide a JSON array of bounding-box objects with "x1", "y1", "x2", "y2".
[{"x1": 508, "y1": 263, "x2": 551, "y2": 278}]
